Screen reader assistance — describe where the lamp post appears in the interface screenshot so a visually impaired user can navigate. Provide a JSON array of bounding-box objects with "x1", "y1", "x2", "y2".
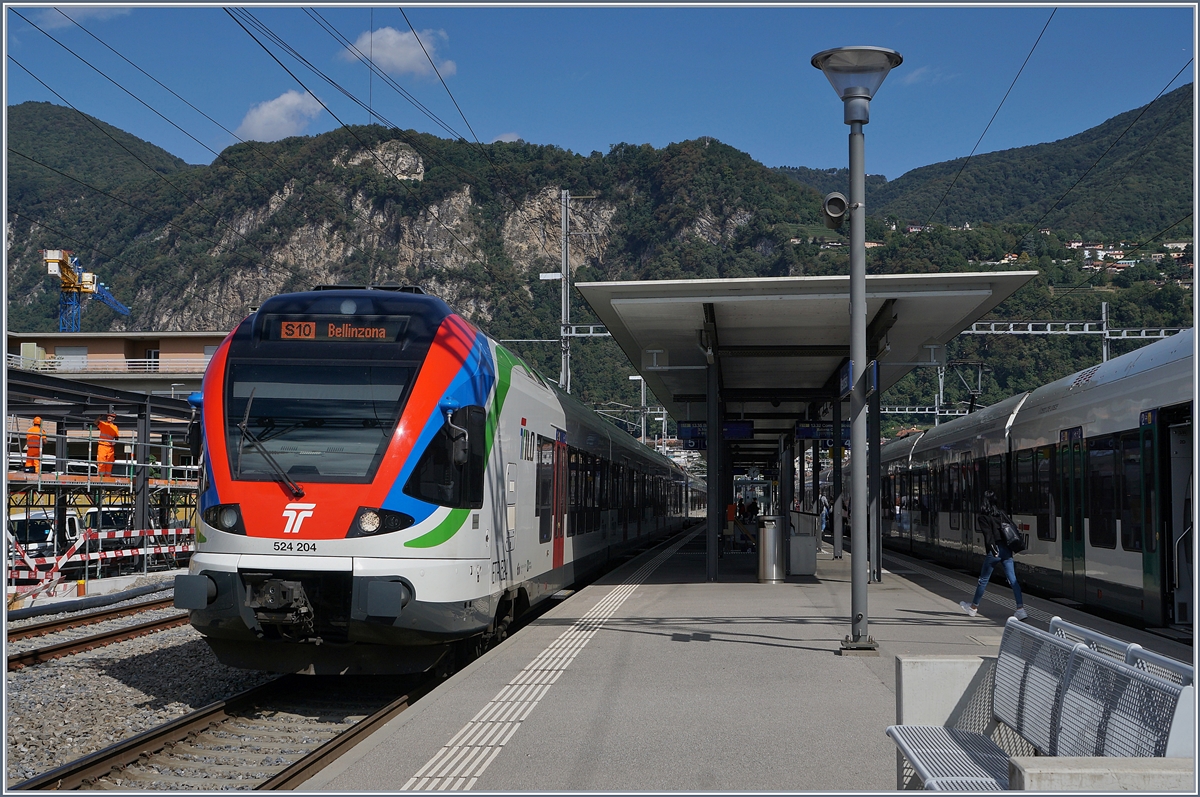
[{"x1": 811, "y1": 45, "x2": 901, "y2": 653}]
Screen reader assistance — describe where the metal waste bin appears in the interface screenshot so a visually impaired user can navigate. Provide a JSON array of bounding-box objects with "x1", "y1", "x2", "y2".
[
  {"x1": 758, "y1": 516, "x2": 785, "y2": 584},
  {"x1": 788, "y1": 511, "x2": 818, "y2": 576}
]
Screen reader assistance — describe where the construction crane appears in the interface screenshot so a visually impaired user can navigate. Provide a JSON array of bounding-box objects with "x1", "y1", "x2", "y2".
[{"x1": 43, "y1": 249, "x2": 130, "y2": 332}]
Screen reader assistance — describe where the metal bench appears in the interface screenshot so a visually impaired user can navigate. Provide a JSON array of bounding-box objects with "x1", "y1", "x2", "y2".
[
  {"x1": 887, "y1": 618, "x2": 1077, "y2": 789},
  {"x1": 887, "y1": 618, "x2": 1194, "y2": 790},
  {"x1": 1055, "y1": 645, "x2": 1193, "y2": 759},
  {"x1": 1050, "y1": 616, "x2": 1194, "y2": 687}
]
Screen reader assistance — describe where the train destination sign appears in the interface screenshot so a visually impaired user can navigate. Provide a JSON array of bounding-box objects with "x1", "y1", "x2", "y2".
[{"x1": 271, "y1": 316, "x2": 409, "y2": 342}]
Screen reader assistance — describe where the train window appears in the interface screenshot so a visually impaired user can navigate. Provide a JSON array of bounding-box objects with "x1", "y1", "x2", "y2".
[
  {"x1": 1121, "y1": 433, "x2": 1143, "y2": 551},
  {"x1": 1014, "y1": 450, "x2": 1034, "y2": 515},
  {"x1": 988, "y1": 455, "x2": 1006, "y2": 507},
  {"x1": 225, "y1": 363, "x2": 412, "y2": 483},
  {"x1": 403, "y1": 406, "x2": 486, "y2": 509},
  {"x1": 1087, "y1": 436, "x2": 1118, "y2": 549},
  {"x1": 567, "y1": 449, "x2": 579, "y2": 537},
  {"x1": 1036, "y1": 446, "x2": 1055, "y2": 541}
]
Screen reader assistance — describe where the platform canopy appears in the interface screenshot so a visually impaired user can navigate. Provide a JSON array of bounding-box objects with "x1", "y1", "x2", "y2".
[{"x1": 576, "y1": 271, "x2": 1038, "y2": 467}]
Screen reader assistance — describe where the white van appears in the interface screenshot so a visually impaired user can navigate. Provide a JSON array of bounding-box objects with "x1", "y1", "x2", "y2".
[{"x1": 6, "y1": 509, "x2": 81, "y2": 568}]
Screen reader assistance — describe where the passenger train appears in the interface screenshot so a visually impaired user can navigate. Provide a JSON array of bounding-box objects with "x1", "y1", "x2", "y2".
[
  {"x1": 175, "y1": 286, "x2": 703, "y2": 675},
  {"x1": 878, "y1": 329, "x2": 1193, "y2": 633}
]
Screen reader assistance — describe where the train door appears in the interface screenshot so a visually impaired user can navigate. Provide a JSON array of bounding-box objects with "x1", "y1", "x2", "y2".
[
  {"x1": 503, "y1": 462, "x2": 517, "y2": 580},
  {"x1": 1059, "y1": 427, "x2": 1086, "y2": 602},
  {"x1": 1167, "y1": 422, "x2": 1192, "y2": 628},
  {"x1": 552, "y1": 431, "x2": 567, "y2": 569},
  {"x1": 1139, "y1": 413, "x2": 1164, "y2": 627}
]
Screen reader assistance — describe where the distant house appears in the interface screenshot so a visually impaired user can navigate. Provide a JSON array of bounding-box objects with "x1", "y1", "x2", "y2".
[
  {"x1": 1039, "y1": 228, "x2": 1052, "y2": 235},
  {"x1": 1002, "y1": 253, "x2": 1019, "y2": 262},
  {"x1": 1164, "y1": 241, "x2": 1191, "y2": 251},
  {"x1": 1067, "y1": 240, "x2": 1084, "y2": 249},
  {"x1": 905, "y1": 225, "x2": 927, "y2": 233}
]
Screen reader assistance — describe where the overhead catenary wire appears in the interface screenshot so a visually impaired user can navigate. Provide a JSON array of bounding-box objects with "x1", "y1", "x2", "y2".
[
  {"x1": 311, "y1": 6, "x2": 574, "y2": 277},
  {"x1": 1010, "y1": 58, "x2": 1194, "y2": 251},
  {"x1": 44, "y1": 6, "x2": 436, "y2": 268},
  {"x1": 8, "y1": 11, "x2": 311, "y2": 278},
  {"x1": 920, "y1": 8, "x2": 1056, "y2": 230},
  {"x1": 7, "y1": 55, "x2": 287, "y2": 279},
  {"x1": 225, "y1": 7, "x2": 515, "y2": 294}
]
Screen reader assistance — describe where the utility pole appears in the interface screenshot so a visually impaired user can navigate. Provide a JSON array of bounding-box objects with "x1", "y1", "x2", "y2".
[{"x1": 560, "y1": 189, "x2": 571, "y2": 392}]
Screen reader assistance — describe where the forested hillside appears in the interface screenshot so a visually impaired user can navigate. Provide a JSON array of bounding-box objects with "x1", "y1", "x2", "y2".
[
  {"x1": 6, "y1": 95, "x2": 1193, "y2": 423},
  {"x1": 779, "y1": 84, "x2": 1193, "y2": 242}
]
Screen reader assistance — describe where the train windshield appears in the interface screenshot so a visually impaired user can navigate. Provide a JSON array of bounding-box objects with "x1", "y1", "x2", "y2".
[{"x1": 225, "y1": 363, "x2": 412, "y2": 483}]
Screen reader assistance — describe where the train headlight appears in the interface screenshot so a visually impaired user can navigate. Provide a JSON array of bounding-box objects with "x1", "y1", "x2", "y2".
[
  {"x1": 347, "y1": 507, "x2": 414, "y2": 538},
  {"x1": 358, "y1": 511, "x2": 382, "y2": 534},
  {"x1": 201, "y1": 504, "x2": 246, "y2": 535}
]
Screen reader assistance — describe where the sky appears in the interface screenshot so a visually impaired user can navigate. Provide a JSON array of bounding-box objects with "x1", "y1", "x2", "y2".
[{"x1": 3, "y1": 4, "x2": 1197, "y2": 181}]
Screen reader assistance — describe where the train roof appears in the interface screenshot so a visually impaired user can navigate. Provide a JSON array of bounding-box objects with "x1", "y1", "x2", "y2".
[
  {"x1": 910, "y1": 391, "x2": 1030, "y2": 462},
  {"x1": 879, "y1": 432, "x2": 924, "y2": 467},
  {"x1": 1010, "y1": 328, "x2": 1193, "y2": 448}
]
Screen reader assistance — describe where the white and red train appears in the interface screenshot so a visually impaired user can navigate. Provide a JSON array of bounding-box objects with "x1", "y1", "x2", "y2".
[{"x1": 175, "y1": 287, "x2": 702, "y2": 674}]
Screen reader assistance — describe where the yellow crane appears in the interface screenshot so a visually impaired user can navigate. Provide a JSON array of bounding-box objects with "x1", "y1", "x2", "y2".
[{"x1": 43, "y1": 249, "x2": 129, "y2": 332}]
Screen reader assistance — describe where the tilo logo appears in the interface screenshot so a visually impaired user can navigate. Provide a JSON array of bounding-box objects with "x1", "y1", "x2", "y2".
[{"x1": 281, "y1": 503, "x2": 317, "y2": 534}]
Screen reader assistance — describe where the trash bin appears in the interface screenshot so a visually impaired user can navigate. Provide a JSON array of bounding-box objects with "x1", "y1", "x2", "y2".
[
  {"x1": 788, "y1": 511, "x2": 818, "y2": 576},
  {"x1": 758, "y1": 516, "x2": 784, "y2": 584}
]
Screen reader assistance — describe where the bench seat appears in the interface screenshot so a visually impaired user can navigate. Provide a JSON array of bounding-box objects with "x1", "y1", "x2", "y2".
[{"x1": 885, "y1": 726, "x2": 1009, "y2": 790}]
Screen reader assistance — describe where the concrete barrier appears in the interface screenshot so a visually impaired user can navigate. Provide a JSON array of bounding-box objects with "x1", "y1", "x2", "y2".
[{"x1": 1009, "y1": 756, "x2": 1195, "y2": 791}]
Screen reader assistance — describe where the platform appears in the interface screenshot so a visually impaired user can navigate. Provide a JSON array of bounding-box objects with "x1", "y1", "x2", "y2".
[{"x1": 303, "y1": 525, "x2": 1193, "y2": 792}]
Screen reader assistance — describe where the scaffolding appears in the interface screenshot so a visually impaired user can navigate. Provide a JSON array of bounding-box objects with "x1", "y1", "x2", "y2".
[{"x1": 5, "y1": 369, "x2": 197, "y2": 604}]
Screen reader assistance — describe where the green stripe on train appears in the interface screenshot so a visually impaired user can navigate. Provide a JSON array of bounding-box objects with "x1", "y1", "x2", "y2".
[{"x1": 403, "y1": 345, "x2": 530, "y2": 549}]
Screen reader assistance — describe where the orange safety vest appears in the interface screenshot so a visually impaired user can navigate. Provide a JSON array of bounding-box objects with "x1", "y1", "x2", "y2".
[
  {"x1": 97, "y1": 419, "x2": 118, "y2": 458},
  {"x1": 25, "y1": 424, "x2": 43, "y2": 463}
]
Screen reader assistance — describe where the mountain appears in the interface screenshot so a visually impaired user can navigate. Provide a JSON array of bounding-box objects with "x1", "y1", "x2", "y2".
[
  {"x1": 774, "y1": 166, "x2": 888, "y2": 199},
  {"x1": 8, "y1": 101, "x2": 192, "y2": 215},
  {"x1": 5, "y1": 97, "x2": 1192, "y2": 416},
  {"x1": 867, "y1": 84, "x2": 1193, "y2": 240}
]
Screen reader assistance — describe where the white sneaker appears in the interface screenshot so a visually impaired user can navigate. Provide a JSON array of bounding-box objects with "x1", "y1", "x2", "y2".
[
  {"x1": 1014, "y1": 608, "x2": 1029, "y2": 621},
  {"x1": 959, "y1": 601, "x2": 977, "y2": 617}
]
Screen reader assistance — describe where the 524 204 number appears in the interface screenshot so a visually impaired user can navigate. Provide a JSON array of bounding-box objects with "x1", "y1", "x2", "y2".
[{"x1": 273, "y1": 541, "x2": 317, "y2": 552}]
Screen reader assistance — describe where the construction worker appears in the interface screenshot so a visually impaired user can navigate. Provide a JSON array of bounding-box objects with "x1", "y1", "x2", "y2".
[
  {"x1": 97, "y1": 413, "x2": 119, "y2": 477},
  {"x1": 25, "y1": 416, "x2": 44, "y2": 473}
]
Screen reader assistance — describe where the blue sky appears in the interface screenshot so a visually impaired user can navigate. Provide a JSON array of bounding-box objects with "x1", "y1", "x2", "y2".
[{"x1": 4, "y1": 5, "x2": 1196, "y2": 181}]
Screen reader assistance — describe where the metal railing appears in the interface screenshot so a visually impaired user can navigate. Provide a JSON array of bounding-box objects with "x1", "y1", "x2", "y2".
[{"x1": 7, "y1": 354, "x2": 211, "y2": 373}]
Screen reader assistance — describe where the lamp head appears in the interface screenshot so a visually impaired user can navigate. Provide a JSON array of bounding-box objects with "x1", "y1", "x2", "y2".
[{"x1": 811, "y1": 46, "x2": 902, "y2": 124}]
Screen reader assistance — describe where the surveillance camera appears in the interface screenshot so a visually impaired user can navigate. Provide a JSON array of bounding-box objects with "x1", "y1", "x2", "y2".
[{"x1": 823, "y1": 192, "x2": 848, "y2": 230}]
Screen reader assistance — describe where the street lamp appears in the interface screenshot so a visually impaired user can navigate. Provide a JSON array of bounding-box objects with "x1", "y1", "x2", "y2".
[
  {"x1": 628, "y1": 375, "x2": 647, "y2": 443},
  {"x1": 811, "y1": 45, "x2": 901, "y2": 655}
]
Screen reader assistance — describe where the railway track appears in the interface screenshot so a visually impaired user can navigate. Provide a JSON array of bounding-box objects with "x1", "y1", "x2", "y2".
[
  {"x1": 11, "y1": 673, "x2": 439, "y2": 790},
  {"x1": 7, "y1": 596, "x2": 176, "y2": 642},
  {"x1": 7, "y1": 613, "x2": 190, "y2": 671}
]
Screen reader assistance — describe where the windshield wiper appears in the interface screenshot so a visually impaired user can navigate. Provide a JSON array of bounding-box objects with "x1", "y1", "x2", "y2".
[{"x1": 236, "y1": 390, "x2": 305, "y2": 498}]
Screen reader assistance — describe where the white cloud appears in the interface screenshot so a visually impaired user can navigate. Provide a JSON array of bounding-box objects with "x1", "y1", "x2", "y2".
[
  {"x1": 493, "y1": 133, "x2": 521, "y2": 143},
  {"x1": 235, "y1": 91, "x2": 323, "y2": 142},
  {"x1": 898, "y1": 65, "x2": 955, "y2": 86},
  {"x1": 340, "y1": 27, "x2": 456, "y2": 77},
  {"x1": 37, "y1": 7, "x2": 131, "y2": 29}
]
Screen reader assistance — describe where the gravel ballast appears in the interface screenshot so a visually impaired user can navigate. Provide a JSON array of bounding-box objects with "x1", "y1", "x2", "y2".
[{"x1": 6, "y1": 596, "x2": 275, "y2": 786}]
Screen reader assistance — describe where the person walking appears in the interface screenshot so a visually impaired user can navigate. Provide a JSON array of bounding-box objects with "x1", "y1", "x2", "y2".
[
  {"x1": 960, "y1": 489, "x2": 1028, "y2": 620},
  {"x1": 97, "y1": 413, "x2": 119, "y2": 477},
  {"x1": 25, "y1": 416, "x2": 44, "y2": 473}
]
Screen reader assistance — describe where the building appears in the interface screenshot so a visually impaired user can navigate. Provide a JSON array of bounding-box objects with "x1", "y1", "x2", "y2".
[{"x1": 7, "y1": 331, "x2": 229, "y2": 396}]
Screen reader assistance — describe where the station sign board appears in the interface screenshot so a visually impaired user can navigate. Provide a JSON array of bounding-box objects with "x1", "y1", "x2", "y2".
[
  {"x1": 722, "y1": 420, "x2": 754, "y2": 439},
  {"x1": 678, "y1": 421, "x2": 706, "y2": 450}
]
